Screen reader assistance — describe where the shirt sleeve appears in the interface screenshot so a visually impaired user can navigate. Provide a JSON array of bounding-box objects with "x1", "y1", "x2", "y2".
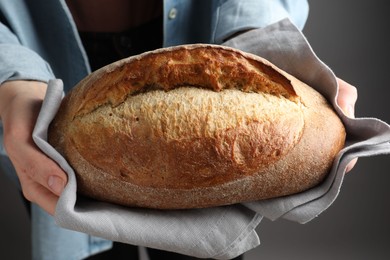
[
  {"x1": 0, "y1": 22, "x2": 55, "y2": 85},
  {"x1": 213, "y1": 0, "x2": 309, "y2": 43}
]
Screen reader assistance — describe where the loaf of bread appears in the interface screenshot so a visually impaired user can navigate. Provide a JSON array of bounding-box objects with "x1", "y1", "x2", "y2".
[{"x1": 48, "y1": 44, "x2": 346, "y2": 209}]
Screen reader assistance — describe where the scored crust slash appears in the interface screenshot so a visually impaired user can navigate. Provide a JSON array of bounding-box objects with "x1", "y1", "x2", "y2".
[{"x1": 48, "y1": 44, "x2": 346, "y2": 209}]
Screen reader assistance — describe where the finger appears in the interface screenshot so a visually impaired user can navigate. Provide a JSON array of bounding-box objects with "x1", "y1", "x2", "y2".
[
  {"x1": 336, "y1": 78, "x2": 358, "y2": 118},
  {"x1": 4, "y1": 124, "x2": 67, "y2": 196},
  {"x1": 6, "y1": 128, "x2": 66, "y2": 214},
  {"x1": 345, "y1": 158, "x2": 357, "y2": 174},
  {"x1": 17, "y1": 171, "x2": 59, "y2": 216},
  {"x1": 6, "y1": 136, "x2": 67, "y2": 194},
  {"x1": 7, "y1": 141, "x2": 66, "y2": 215}
]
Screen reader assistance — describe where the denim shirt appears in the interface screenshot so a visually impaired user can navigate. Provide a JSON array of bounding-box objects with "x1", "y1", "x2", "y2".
[{"x1": 0, "y1": 1, "x2": 308, "y2": 259}]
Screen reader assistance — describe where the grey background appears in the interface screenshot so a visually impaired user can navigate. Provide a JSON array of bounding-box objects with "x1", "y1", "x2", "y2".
[{"x1": 1, "y1": 1, "x2": 389, "y2": 259}]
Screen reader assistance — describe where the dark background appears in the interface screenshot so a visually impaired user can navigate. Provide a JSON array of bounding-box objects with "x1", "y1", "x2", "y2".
[{"x1": 1, "y1": 1, "x2": 389, "y2": 259}]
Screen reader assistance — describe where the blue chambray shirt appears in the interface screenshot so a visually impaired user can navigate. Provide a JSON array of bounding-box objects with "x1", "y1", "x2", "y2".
[{"x1": 0, "y1": 1, "x2": 308, "y2": 259}]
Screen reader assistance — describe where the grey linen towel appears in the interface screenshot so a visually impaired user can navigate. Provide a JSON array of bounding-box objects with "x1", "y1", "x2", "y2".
[{"x1": 33, "y1": 19, "x2": 390, "y2": 259}]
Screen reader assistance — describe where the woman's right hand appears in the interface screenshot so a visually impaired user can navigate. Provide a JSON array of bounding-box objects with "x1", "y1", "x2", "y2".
[{"x1": 0, "y1": 80, "x2": 67, "y2": 215}]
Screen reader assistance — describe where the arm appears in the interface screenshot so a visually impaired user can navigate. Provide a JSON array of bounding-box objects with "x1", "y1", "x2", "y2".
[{"x1": 0, "y1": 20, "x2": 67, "y2": 215}]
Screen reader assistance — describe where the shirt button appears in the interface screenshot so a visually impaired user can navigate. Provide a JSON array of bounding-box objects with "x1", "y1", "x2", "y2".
[{"x1": 168, "y1": 8, "x2": 178, "y2": 19}]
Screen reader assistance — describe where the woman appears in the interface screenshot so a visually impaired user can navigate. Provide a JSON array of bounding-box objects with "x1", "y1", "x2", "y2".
[{"x1": 0, "y1": 1, "x2": 356, "y2": 259}]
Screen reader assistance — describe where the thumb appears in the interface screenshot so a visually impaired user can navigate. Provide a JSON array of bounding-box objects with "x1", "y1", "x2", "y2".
[{"x1": 336, "y1": 78, "x2": 358, "y2": 118}]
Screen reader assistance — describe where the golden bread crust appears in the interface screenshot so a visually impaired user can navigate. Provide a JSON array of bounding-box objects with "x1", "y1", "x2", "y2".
[{"x1": 48, "y1": 44, "x2": 346, "y2": 209}]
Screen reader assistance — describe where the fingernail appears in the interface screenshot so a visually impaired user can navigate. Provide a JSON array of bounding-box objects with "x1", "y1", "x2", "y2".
[{"x1": 48, "y1": 176, "x2": 65, "y2": 195}]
